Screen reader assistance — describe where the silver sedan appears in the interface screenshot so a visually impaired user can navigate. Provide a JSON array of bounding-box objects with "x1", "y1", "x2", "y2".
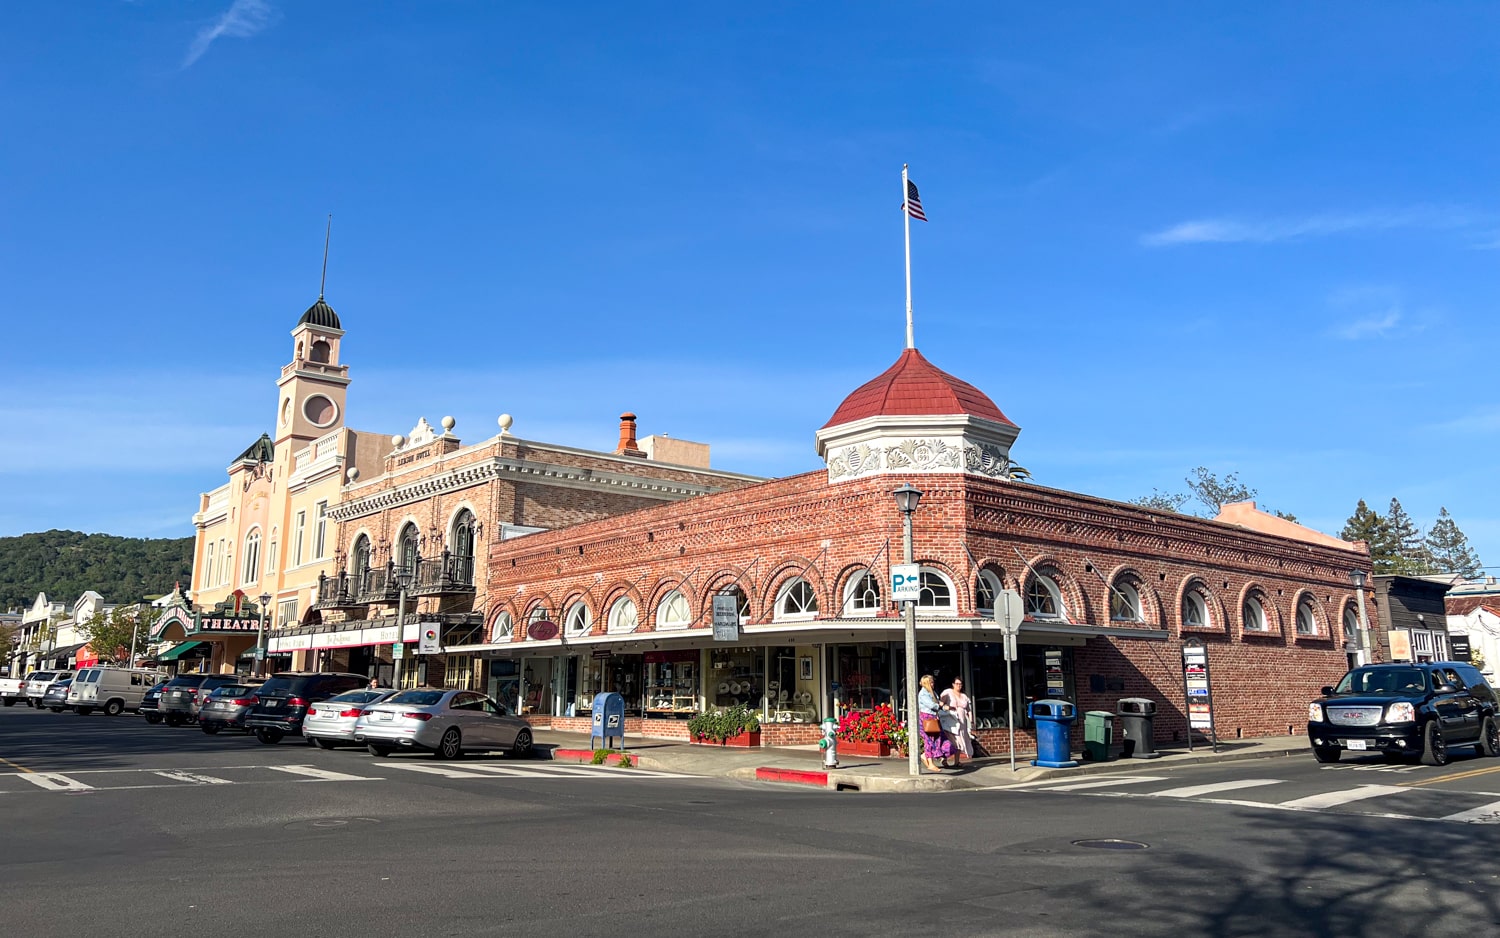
[
  {"x1": 354, "y1": 689, "x2": 534, "y2": 760},
  {"x1": 302, "y1": 689, "x2": 398, "y2": 748}
]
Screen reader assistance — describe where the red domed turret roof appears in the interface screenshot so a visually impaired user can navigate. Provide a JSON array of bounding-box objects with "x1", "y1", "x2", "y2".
[{"x1": 822, "y1": 348, "x2": 1016, "y2": 429}]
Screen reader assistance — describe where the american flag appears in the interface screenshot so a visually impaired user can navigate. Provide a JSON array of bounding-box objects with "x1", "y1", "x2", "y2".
[{"x1": 904, "y1": 178, "x2": 928, "y2": 222}]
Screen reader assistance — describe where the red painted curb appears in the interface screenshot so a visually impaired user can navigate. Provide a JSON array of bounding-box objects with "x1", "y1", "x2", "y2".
[
  {"x1": 552, "y1": 748, "x2": 633, "y2": 765},
  {"x1": 754, "y1": 767, "x2": 829, "y2": 786}
]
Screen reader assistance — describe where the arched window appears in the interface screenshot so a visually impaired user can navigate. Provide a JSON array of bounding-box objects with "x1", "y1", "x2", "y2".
[
  {"x1": 310, "y1": 340, "x2": 331, "y2": 364},
  {"x1": 1025, "y1": 574, "x2": 1065, "y2": 620},
  {"x1": 204, "y1": 543, "x2": 216, "y2": 590},
  {"x1": 723, "y1": 586, "x2": 750, "y2": 621},
  {"x1": 397, "y1": 523, "x2": 420, "y2": 577},
  {"x1": 775, "y1": 578, "x2": 818, "y2": 620},
  {"x1": 242, "y1": 529, "x2": 261, "y2": 584},
  {"x1": 1243, "y1": 595, "x2": 1269, "y2": 632},
  {"x1": 1110, "y1": 580, "x2": 1143, "y2": 622},
  {"x1": 350, "y1": 535, "x2": 371, "y2": 579},
  {"x1": 1296, "y1": 597, "x2": 1319, "y2": 635},
  {"x1": 491, "y1": 611, "x2": 513, "y2": 642},
  {"x1": 974, "y1": 570, "x2": 1002, "y2": 613},
  {"x1": 917, "y1": 571, "x2": 954, "y2": 612},
  {"x1": 565, "y1": 602, "x2": 592, "y2": 637},
  {"x1": 1342, "y1": 604, "x2": 1359, "y2": 643},
  {"x1": 607, "y1": 597, "x2": 639, "y2": 634},
  {"x1": 656, "y1": 590, "x2": 691, "y2": 630},
  {"x1": 843, "y1": 570, "x2": 882, "y2": 615},
  {"x1": 450, "y1": 510, "x2": 476, "y2": 563}
]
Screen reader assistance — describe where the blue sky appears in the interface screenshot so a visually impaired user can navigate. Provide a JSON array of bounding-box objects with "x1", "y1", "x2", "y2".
[{"x1": 1, "y1": 2, "x2": 1496, "y2": 568}]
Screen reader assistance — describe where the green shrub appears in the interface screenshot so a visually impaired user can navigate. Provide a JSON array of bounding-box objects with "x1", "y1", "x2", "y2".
[
  {"x1": 687, "y1": 704, "x2": 761, "y2": 743},
  {"x1": 590, "y1": 748, "x2": 610, "y2": 765}
]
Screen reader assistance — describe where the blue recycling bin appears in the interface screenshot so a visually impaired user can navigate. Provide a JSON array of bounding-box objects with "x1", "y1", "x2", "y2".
[{"x1": 1029, "y1": 699, "x2": 1079, "y2": 768}]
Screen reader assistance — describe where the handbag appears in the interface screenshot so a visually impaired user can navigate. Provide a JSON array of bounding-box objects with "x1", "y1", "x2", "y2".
[{"x1": 921, "y1": 716, "x2": 941, "y2": 734}]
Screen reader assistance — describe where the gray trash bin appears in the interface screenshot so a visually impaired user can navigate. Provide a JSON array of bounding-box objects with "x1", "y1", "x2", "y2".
[{"x1": 1117, "y1": 697, "x2": 1160, "y2": 759}]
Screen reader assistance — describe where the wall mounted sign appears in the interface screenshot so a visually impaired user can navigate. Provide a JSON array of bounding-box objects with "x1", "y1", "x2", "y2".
[
  {"x1": 712, "y1": 594, "x2": 741, "y2": 641},
  {"x1": 1389, "y1": 629, "x2": 1412, "y2": 661},
  {"x1": 417, "y1": 626, "x2": 442, "y2": 655},
  {"x1": 527, "y1": 620, "x2": 559, "y2": 642},
  {"x1": 891, "y1": 564, "x2": 920, "y2": 603},
  {"x1": 1181, "y1": 638, "x2": 1218, "y2": 752},
  {"x1": 1450, "y1": 634, "x2": 1472, "y2": 662}
]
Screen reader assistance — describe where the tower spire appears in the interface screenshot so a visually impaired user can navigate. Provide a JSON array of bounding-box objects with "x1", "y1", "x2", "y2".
[{"x1": 319, "y1": 214, "x2": 332, "y2": 300}]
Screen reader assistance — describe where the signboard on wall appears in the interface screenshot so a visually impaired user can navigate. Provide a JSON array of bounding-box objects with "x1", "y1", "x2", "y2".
[
  {"x1": 712, "y1": 594, "x2": 740, "y2": 641},
  {"x1": 417, "y1": 626, "x2": 442, "y2": 655},
  {"x1": 1181, "y1": 638, "x2": 1218, "y2": 752},
  {"x1": 1389, "y1": 629, "x2": 1412, "y2": 661},
  {"x1": 1451, "y1": 634, "x2": 1472, "y2": 662},
  {"x1": 891, "y1": 564, "x2": 920, "y2": 602},
  {"x1": 1044, "y1": 649, "x2": 1066, "y2": 697}
]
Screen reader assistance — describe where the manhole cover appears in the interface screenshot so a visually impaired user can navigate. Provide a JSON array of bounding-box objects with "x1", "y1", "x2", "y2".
[
  {"x1": 1072, "y1": 839, "x2": 1148, "y2": 850},
  {"x1": 283, "y1": 817, "x2": 381, "y2": 831}
]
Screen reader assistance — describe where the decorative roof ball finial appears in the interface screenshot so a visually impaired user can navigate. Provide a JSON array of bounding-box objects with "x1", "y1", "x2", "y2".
[
  {"x1": 441, "y1": 416, "x2": 456, "y2": 433},
  {"x1": 498, "y1": 414, "x2": 513, "y2": 436},
  {"x1": 345, "y1": 467, "x2": 360, "y2": 483},
  {"x1": 391, "y1": 434, "x2": 405, "y2": 449}
]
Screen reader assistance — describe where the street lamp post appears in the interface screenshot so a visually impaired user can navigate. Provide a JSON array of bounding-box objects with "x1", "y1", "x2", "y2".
[
  {"x1": 256, "y1": 592, "x2": 272, "y2": 678},
  {"x1": 893, "y1": 483, "x2": 923, "y2": 778},
  {"x1": 393, "y1": 564, "x2": 414, "y2": 687},
  {"x1": 1351, "y1": 570, "x2": 1373, "y2": 666},
  {"x1": 128, "y1": 604, "x2": 144, "y2": 668}
]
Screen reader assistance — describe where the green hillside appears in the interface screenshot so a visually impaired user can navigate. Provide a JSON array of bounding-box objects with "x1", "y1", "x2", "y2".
[{"x1": 0, "y1": 529, "x2": 194, "y2": 611}]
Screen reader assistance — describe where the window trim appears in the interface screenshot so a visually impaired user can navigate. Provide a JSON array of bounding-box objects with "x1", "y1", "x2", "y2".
[
  {"x1": 1024, "y1": 573, "x2": 1065, "y2": 621},
  {"x1": 242, "y1": 529, "x2": 262, "y2": 584},
  {"x1": 491, "y1": 611, "x2": 513, "y2": 642},
  {"x1": 606, "y1": 597, "x2": 639, "y2": 634},
  {"x1": 1295, "y1": 597, "x2": 1319, "y2": 636},
  {"x1": 564, "y1": 602, "x2": 592, "y2": 638},
  {"x1": 313, "y1": 501, "x2": 328, "y2": 560},
  {"x1": 1243, "y1": 595, "x2": 1269, "y2": 633},
  {"x1": 774, "y1": 577, "x2": 819, "y2": 622},
  {"x1": 1110, "y1": 579, "x2": 1144, "y2": 623},
  {"x1": 974, "y1": 569, "x2": 1003, "y2": 614},
  {"x1": 292, "y1": 510, "x2": 306, "y2": 567},
  {"x1": 916, "y1": 569, "x2": 956, "y2": 614},
  {"x1": 842, "y1": 569, "x2": 882, "y2": 617},
  {"x1": 655, "y1": 590, "x2": 692, "y2": 630}
]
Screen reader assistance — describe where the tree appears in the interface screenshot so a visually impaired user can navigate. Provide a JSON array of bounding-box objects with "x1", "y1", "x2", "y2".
[
  {"x1": 1341, "y1": 500, "x2": 1398, "y2": 573},
  {"x1": 79, "y1": 606, "x2": 159, "y2": 665},
  {"x1": 1425, "y1": 507, "x2": 1483, "y2": 578},
  {"x1": 1130, "y1": 489, "x2": 1190, "y2": 513},
  {"x1": 1386, "y1": 498, "x2": 1437, "y2": 576},
  {"x1": 1184, "y1": 467, "x2": 1256, "y2": 516}
]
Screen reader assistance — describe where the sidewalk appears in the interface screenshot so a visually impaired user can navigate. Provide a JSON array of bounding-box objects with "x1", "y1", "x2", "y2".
[{"x1": 533, "y1": 729, "x2": 1311, "y2": 793}]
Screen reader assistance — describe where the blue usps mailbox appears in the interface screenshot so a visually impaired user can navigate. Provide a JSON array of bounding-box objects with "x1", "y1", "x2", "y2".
[{"x1": 590, "y1": 692, "x2": 626, "y2": 751}]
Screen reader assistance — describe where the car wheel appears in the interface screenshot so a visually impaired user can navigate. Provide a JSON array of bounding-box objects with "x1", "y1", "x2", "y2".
[
  {"x1": 201, "y1": 723, "x2": 221, "y2": 735},
  {"x1": 144, "y1": 713, "x2": 162, "y2": 724},
  {"x1": 436, "y1": 728, "x2": 463, "y2": 760},
  {"x1": 1479, "y1": 716, "x2": 1500, "y2": 758},
  {"x1": 308, "y1": 737, "x2": 333, "y2": 749},
  {"x1": 1421, "y1": 721, "x2": 1449, "y2": 767},
  {"x1": 254, "y1": 728, "x2": 284, "y2": 745},
  {"x1": 104, "y1": 700, "x2": 124, "y2": 717},
  {"x1": 509, "y1": 729, "x2": 533, "y2": 759},
  {"x1": 3, "y1": 698, "x2": 14, "y2": 707},
  {"x1": 48, "y1": 706, "x2": 63, "y2": 713},
  {"x1": 76, "y1": 707, "x2": 94, "y2": 716},
  {"x1": 367, "y1": 744, "x2": 393, "y2": 757},
  {"x1": 1312, "y1": 745, "x2": 1341, "y2": 764},
  {"x1": 165, "y1": 713, "x2": 183, "y2": 727}
]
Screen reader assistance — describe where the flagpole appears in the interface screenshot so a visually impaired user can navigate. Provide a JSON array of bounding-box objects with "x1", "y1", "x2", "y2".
[{"x1": 903, "y1": 164, "x2": 914, "y2": 350}]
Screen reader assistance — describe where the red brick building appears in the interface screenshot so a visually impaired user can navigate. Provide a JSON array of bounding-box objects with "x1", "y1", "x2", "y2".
[{"x1": 477, "y1": 347, "x2": 1379, "y2": 751}]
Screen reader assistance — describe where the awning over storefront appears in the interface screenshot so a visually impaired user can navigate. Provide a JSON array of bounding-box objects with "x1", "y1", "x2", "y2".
[
  {"x1": 43, "y1": 642, "x2": 89, "y2": 662},
  {"x1": 154, "y1": 641, "x2": 208, "y2": 662}
]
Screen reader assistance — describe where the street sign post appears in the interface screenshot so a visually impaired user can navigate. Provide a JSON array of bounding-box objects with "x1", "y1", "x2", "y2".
[
  {"x1": 891, "y1": 564, "x2": 920, "y2": 603},
  {"x1": 996, "y1": 588, "x2": 1024, "y2": 772}
]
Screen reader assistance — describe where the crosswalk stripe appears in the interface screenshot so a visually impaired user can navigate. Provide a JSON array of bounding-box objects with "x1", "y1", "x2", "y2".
[
  {"x1": 1148, "y1": 779, "x2": 1283, "y2": 799},
  {"x1": 1036, "y1": 776, "x2": 1168, "y2": 792},
  {"x1": 21, "y1": 773, "x2": 93, "y2": 792},
  {"x1": 1439, "y1": 800, "x2": 1500, "y2": 823},
  {"x1": 265, "y1": 765, "x2": 381, "y2": 782},
  {"x1": 154, "y1": 771, "x2": 233, "y2": 785},
  {"x1": 1277, "y1": 784, "x2": 1407, "y2": 810},
  {"x1": 382, "y1": 763, "x2": 500, "y2": 779}
]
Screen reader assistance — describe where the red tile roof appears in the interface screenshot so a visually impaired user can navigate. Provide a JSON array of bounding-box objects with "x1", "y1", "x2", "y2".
[{"x1": 822, "y1": 348, "x2": 1016, "y2": 429}]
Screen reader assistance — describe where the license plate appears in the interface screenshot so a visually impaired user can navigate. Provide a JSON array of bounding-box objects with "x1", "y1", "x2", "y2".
[
  {"x1": 262, "y1": 698, "x2": 283, "y2": 707},
  {"x1": 317, "y1": 711, "x2": 332, "y2": 719},
  {"x1": 378, "y1": 711, "x2": 393, "y2": 721},
  {"x1": 1347, "y1": 739, "x2": 1368, "y2": 751}
]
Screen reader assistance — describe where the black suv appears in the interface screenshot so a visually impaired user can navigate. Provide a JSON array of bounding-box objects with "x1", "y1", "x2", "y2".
[
  {"x1": 1307, "y1": 661, "x2": 1500, "y2": 766},
  {"x1": 157, "y1": 673, "x2": 246, "y2": 726},
  {"x1": 243, "y1": 672, "x2": 367, "y2": 744}
]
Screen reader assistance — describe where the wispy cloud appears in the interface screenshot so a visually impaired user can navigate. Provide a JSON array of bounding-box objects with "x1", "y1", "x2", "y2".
[
  {"x1": 183, "y1": 0, "x2": 277, "y2": 69},
  {"x1": 1142, "y1": 206, "x2": 1483, "y2": 247},
  {"x1": 1335, "y1": 309, "x2": 1401, "y2": 340}
]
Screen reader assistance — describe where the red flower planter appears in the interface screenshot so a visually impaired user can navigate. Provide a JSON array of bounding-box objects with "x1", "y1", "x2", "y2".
[
  {"x1": 839, "y1": 739, "x2": 892, "y2": 757},
  {"x1": 693, "y1": 730, "x2": 761, "y2": 748}
]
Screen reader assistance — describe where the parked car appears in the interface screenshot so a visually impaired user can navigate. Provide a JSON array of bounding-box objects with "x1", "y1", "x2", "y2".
[
  {"x1": 0, "y1": 672, "x2": 31, "y2": 706},
  {"x1": 1307, "y1": 661, "x2": 1500, "y2": 766},
  {"x1": 243, "y1": 672, "x2": 367, "y2": 744},
  {"x1": 354, "y1": 688, "x2": 534, "y2": 760},
  {"x1": 24, "y1": 671, "x2": 74, "y2": 707},
  {"x1": 198, "y1": 683, "x2": 263, "y2": 735},
  {"x1": 67, "y1": 667, "x2": 164, "y2": 716},
  {"x1": 41, "y1": 678, "x2": 74, "y2": 712},
  {"x1": 302, "y1": 688, "x2": 398, "y2": 748},
  {"x1": 157, "y1": 673, "x2": 245, "y2": 726},
  {"x1": 139, "y1": 680, "x2": 167, "y2": 724}
]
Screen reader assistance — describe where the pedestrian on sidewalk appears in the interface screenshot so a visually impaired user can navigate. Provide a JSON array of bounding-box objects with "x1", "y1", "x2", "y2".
[
  {"x1": 917, "y1": 674, "x2": 953, "y2": 772},
  {"x1": 940, "y1": 677, "x2": 974, "y2": 763}
]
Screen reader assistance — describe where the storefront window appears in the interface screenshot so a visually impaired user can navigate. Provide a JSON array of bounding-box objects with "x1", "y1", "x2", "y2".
[
  {"x1": 833, "y1": 643, "x2": 892, "y2": 714},
  {"x1": 645, "y1": 650, "x2": 698, "y2": 719},
  {"x1": 708, "y1": 646, "x2": 764, "y2": 711},
  {"x1": 577, "y1": 654, "x2": 643, "y2": 716},
  {"x1": 969, "y1": 643, "x2": 1013, "y2": 729},
  {"x1": 767, "y1": 645, "x2": 819, "y2": 723}
]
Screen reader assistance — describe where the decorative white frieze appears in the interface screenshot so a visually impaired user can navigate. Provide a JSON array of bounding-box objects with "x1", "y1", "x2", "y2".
[{"x1": 816, "y1": 412, "x2": 1023, "y2": 483}]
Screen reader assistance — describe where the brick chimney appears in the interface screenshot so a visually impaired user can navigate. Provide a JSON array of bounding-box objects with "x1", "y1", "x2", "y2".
[{"x1": 615, "y1": 412, "x2": 645, "y2": 457}]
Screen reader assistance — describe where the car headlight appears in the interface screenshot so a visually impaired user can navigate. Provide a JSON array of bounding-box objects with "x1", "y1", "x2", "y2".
[
  {"x1": 1385, "y1": 702, "x2": 1416, "y2": 724},
  {"x1": 1308, "y1": 702, "x2": 1325, "y2": 722}
]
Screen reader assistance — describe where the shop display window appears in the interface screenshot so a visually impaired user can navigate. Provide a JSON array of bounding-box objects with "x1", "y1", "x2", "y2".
[
  {"x1": 767, "y1": 645, "x2": 819, "y2": 723},
  {"x1": 833, "y1": 643, "x2": 892, "y2": 713},
  {"x1": 645, "y1": 650, "x2": 698, "y2": 718},
  {"x1": 708, "y1": 646, "x2": 764, "y2": 712},
  {"x1": 577, "y1": 654, "x2": 643, "y2": 716}
]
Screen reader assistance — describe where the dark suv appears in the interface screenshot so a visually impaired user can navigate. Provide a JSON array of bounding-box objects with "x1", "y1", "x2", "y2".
[
  {"x1": 157, "y1": 673, "x2": 245, "y2": 726},
  {"x1": 1307, "y1": 661, "x2": 1500, "y2": 766},
  {"x1": 243, "y1": 672, "x2": 367, "y2": 744}
]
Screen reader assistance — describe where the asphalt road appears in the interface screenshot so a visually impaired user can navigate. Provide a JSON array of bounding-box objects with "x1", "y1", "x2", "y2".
[{"x1": 3, "y1": 705, "x2": 1499, "y2": 938}]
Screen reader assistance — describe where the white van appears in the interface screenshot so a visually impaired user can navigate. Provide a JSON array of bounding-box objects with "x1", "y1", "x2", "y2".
[{"x1": 67, "y1": 667, "x2": 165, "y2": 716}]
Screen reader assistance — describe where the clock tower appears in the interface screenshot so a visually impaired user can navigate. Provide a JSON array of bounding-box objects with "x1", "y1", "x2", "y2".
[{"x1": 275, "y1": 296, "x2": 350, "y2": 449}]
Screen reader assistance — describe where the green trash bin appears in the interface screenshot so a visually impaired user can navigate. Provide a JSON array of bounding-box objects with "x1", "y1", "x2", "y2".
[{"x1": 1083, "y1": 710, "x2": 1114, "y2": 761}]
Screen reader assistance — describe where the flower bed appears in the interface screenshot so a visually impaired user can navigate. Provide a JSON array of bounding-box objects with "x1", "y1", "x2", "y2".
[{"x1": 837, "y1": 704, "x2": 906, "y2": 757}]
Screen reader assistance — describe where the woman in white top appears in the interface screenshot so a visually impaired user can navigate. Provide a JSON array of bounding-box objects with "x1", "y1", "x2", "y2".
[{"x1": 940, "y1": 676, "x2": 975, "y2": 762}]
